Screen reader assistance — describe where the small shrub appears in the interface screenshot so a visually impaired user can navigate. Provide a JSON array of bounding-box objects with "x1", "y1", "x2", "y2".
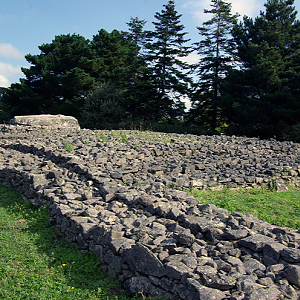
[{"x1": 64, "y1": 141, "x2": 74, "y2": 153}]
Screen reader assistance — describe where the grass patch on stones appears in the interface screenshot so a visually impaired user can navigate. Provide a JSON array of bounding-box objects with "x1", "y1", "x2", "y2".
[
  {"x1": 64, "y1": 141, "x2": 74, "y2": 153},
  {"x1": 0, "y1": 185, "x2": 140, "y2": 300},
  {"x1": 190, "y1": 187, "x2": 300, "y2": 229}
]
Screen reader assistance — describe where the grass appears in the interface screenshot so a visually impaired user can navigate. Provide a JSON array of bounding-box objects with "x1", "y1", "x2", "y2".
[
  {"x1": 120, "y1": 133, "x2": 128, "y2": 143},
  {"x1": 0, "y1": 185, "x2": 144, "y2": 300},
  {"x1": 190, "y1": 187, "x2": 300, "y2": 229},
  {"x1": 99, "y1": 132, "x2": 108, "y2": 143},
  {"x1": 134, "y1": 131, "x2": 175, "y2": 144},
  {"x1": 64, "y1": 141, "x2": 74, "y2": 153}
]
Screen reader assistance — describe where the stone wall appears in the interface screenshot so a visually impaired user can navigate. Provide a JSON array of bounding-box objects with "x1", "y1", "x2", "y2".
[{"x1": 1, "y1": 124, "x2": 300, "y2": 299}]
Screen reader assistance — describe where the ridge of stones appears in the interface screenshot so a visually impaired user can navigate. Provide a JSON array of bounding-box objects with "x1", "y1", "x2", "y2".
[{"x1": 1, "y1": 124, "x2": 300, "y2": 299}]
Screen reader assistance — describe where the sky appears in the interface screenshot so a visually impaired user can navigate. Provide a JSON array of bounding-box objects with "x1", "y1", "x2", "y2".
[{"x1": 1, "y1": 0, "x2": 300, "y2": 88}]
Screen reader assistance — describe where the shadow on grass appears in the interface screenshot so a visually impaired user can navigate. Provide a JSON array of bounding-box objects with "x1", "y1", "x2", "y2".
[{"x1": 0, "y1": 184, "x2": 139, "y2": 300}]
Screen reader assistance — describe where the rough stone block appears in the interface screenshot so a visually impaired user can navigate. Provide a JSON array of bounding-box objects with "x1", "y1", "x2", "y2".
[{"x1": 10, "y1": 114, "x2": 80, "y2": 130}]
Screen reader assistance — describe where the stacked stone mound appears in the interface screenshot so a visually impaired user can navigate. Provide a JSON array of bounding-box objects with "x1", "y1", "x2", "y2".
[{"x1": 1, "y1": 125, "x2": 300, "y2": 299}]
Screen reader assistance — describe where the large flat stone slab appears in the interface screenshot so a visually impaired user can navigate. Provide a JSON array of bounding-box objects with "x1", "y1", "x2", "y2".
[{"x1": 9, "y1": 114, "x2": 80, "y2": 130}]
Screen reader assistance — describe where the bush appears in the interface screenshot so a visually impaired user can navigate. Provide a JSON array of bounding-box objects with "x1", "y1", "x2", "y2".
[{"x1": 81, "y1": 82, "x2": 126, "y2": 129}]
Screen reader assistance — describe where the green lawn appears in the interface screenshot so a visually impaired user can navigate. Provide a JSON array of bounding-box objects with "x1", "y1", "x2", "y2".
[
  {"x1": 190, "y1": 187, "x2": 300, "y2": 229},
  {"x1": 0, "y1": 185, "x2": 139, "y2": 300}
]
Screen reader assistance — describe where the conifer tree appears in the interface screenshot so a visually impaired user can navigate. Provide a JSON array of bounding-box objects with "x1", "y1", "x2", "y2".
[
  {"x1": 190, "y1": 0, "x2": 239, "y2": 132},
  {"x1": 146, "y1": 0, "x2": 192, "y2": 120},
  {"x1": 122, "y1": 17, "x2": 157, "y2": 125},
  {"x1": 2, "y1": 34, "x2": 96, "y2": 119},
  {"x1": 91, "y1": 29, "x2": 136, "y2": 88},
  {"x1": 223, "y1": 0, "x2": 300, "y2": 140}
]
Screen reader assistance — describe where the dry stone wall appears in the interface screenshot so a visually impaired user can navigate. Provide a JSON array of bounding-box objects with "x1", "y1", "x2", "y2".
[{"x1": 1, "y1": 124, "x2": 300, "y2": 299}]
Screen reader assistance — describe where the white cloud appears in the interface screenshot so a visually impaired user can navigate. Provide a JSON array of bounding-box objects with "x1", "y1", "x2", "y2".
[
  {"x1": 184, "y1": 0, "x2": 263, "y2": 25},
  {"x1": 0, "y1": 75, "x2": 9, "y2": 87},
  {"x1": 231, "y1": 0, "x2": 263, "y2": 18},
  {"x1": 0, "y1": 62, "x2": 23, "y2": 87},
  {"x1": 0, "y1": 43, "x2": 24, "y2": 60},
  {"x1": 179, "y1": 51, "x2": 200, "y2": 65}
]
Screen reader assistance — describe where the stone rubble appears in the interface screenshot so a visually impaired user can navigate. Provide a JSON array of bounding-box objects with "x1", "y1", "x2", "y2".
[{"x1": 0, "y1": 124, "x2": 300, "y2": 299}]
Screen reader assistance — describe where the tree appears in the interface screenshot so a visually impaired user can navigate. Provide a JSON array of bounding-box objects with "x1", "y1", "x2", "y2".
[
  {"x1": 81, "y1": 82, "x2": 126, "y2": 129},
  {"x1": 121, "y1": 18, "x2": 153, "y2": 125},
  {"x1": 145, "y1": 0, "x2": 192, "y2": 120},
  {"x1": 1, "y1": 34, "x2": 96, "y2": 119},
  {"x1": 1, "y1": 31, "x2": 140, "y2": 124},
  {"x1": 24, "y1": 34, "x2": 96, "y2": 118},
  {"x1": 91, "y1": 29, "x2": 137, "y2": 88},
  {"x1": 223, "y1": 0, "x2": 300, "y2": 140},
  {"x1": 190, "y1": 0, "x2": 239, "y2": 132},
  {"x1": 123, "y1": 17, "x2": 147, "y2": 61},
  {"x1": 0, "y1": 87, "x2": 12, "y2": 122}
]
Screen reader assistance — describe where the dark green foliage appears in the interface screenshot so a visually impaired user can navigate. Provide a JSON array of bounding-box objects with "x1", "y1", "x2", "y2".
[
  {"x1": 145, "y1": 0, "x2": 192, "y2": 120},
  {"x1": 24, "y1": 34, "x2": 96, "y2": 118},
  {"x1": 121, "y1": 17, "x2": 160, "y2": 126},
  {"x1": 91, "y1": 29, "x2": 137, "y2": 88},
  {"x1": 81, "y1": 82, "x2": 126, "y2": 129},
  {"x1": 0, "y1": 87, "x2": 10, "y2": 123},
  {"x1": 2, "y1": 34, "x2": 96, "y2": 119},
  {"x1": 223, "y1": 0, "x2": 300, "y2": 140},
  {"x1": 189, "y1": 0, "x2": 239, "y2": 132}
]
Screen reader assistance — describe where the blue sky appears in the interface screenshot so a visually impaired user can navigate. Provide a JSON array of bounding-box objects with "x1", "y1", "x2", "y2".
[{"x1": 1, "y1": 0, "x2": 299, "y2": 87}]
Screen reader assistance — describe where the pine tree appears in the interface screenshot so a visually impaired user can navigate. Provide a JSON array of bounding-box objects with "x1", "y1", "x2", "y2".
[
  {"x1": 190, "y1": 0, "x2": 239, "y2": 132},
  {"x1": 124, "y1": 17, "x2": 147, "y2": 60},
  {"x1": 2, "y1": 34, "x2": 96, "y2": 119},
  {"x1": 146, "y1": 0, "x2": 192, "y2": 121},
  {"x1": 223, "y1": 0, "x2": 300, "y2": 140},
  {"x1": 91, "y1": 29, "x2": 136, "y2": 88},
  {"x1": 122, "y1": 17, "x2": 156, "y2": 125}
]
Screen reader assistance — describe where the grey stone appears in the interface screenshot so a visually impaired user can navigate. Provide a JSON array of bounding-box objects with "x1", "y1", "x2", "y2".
[
  {"x1": 124, "y1": 276, "x2": 155, "y2": 294},
  {"x1": 122, "y1": 243, "x2": 166, "y2": 277},
  {"x1": 222, "y1": 228, "x2": 249, "y2": 240},
  {"x1": 263, "y1": 242, "x2": 286, "y2": 263},
  {"x1": 281, "y1": 248, "x2": 300, "y2": 263},
  {"x1": 183, "y1": 278, "x2": 227, "y2": 300},
  {"x1": 109, "y1": 237, "x2": 135, "y2": 254},
  {"x1": 10, "y1": 114, "x2": 80, "y2": 130},
  {"x1": 243, "y1": 258, "x2": 266, "y2": 275},
  {"x1": 104, "y1": 250, "x2": 122, "y2": 273},
  {"x1": 284, "y1": 265, "x2": 300, "y2": 287},
  {"x1": 175, "y1": 229, "x2": 195, "y2": 246},
  {"x1": 244, "y1": 286, "x2": 282, "y2": 300},
  {"x1": 201, "y1": 273, "x2": 237, "y2": 290},
  {"x1": 165, "y1": 260, "x2": 192, "y2": 280},
  {"x1": 239, "y1": 234, "x2": 276, "y2": 252},
  {"x1": 2, "y1": 127, "x2": 300, "y2": 299}
]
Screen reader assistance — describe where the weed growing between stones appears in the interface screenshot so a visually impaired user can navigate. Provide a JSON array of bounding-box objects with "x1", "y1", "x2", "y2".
[
  {"x1": 120, "y1": 132, "x2": 128, "y2": 143},
  {"x1": 99, "y1": 132, "x2": 108, "y2": 143},
  {"x1": 64, "y1": 141, "x2": 74, "y2": 153}
]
